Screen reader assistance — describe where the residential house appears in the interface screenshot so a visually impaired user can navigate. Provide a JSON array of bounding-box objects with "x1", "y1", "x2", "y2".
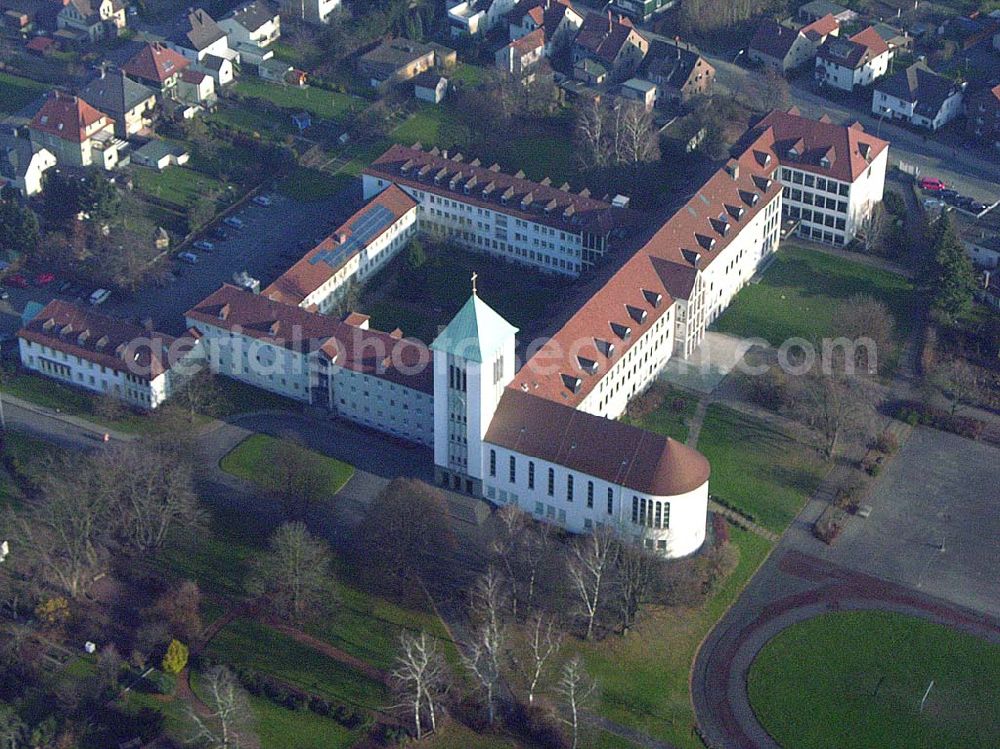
[
  {"x1": 123, "y1": 42, "x2": 190, "y2": 95},
  {"x1": 873, "y1": 61, "x2": 964, "y2": 131},
  {"x1": 78, "y1": 68, "x2": 157, "y2": 138},
  {"x1": 18, "y1": 300, "x2": 201, "y2": 410},
  {"x1": 168, "y1": 8, "x2": 236, "y2": 85},
  {"x1": 413, "y1": 72, "x2": 448, "y2": 104},
  {"x1": 508, "y1": 0, "x2": 583, "y2": 56},
  {"x1": 28, "y1": 92, "x2": 124, "y2": 170},
  {"x1": 496, "y1": 27, "x2": 545, "y2": 77},
  {"x1": 177, "y1": 68, "x2": 216, "y2": 106},
  {"x1": 277, "y1": 0, "x2": 338, "y2": 25},
  {"x1": 446, "y1": 0, "x2": 517, "y2": 37},
  {"x1": 815, "y1": 26, "x2": 891, "y2": 92},
  {"x1": 3, "y1": 9, "x2": 31, "y2": 34},
  {"x1": 56, "y1": 0, "x2": 126, "y2": 42},
  {"x1": 573, "y1": 12, "x2": 648, "y2": 83},
  {"x1": 644, "y1": 37, "x2": 715, "y2": 104},
  {"x1": 609, "y1": 0, "x2": 676, "y2": 23},
  {"x1": 748, "y1": 14, "x2": 838, "y2": 74},
  {"x1": 218, "y1": 0, "x2": 279, "y2": 67},
  {"x1": 939, "y1": 13, "x2": 1000, "y2": 51},
  {"x1": 966, "y1": 83, "x2": 1000, "y2": 150},
  {"x1": 961, "y1": 227, "x2": 1000, "y2": 269},
  {"x1": 619, "y1": 77, "x2": 656, "y2": 110},
  {"x1": 743, "y1": 107, "x2": 889, "y2": 245},
  {"x1": 26, "y1": 36, "x2": 56, "y2": 56},
  {"x1": 0, "y1": 133, "x2": 55, "y2": 196},
  {"x1": 357, "y1": 39, "x2": 453, "y2": 89},
  {"x1": 870, "y1": 22, "x2": 912, "y2": 53},
  {"x1": 797, "y1": 0, "x2": 855, "y2": 25}
]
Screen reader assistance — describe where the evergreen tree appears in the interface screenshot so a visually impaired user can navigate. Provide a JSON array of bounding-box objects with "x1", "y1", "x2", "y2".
[
  {"x1": 161, "y1": 639, "x2": 189, "y2": 675},
  {"x1": 928, "y1": 213, "x2": 975, "y2": 324},
  {"x1": 0, "y1": 189, "x2": 40, "y2": 257},
  {"x1": 407, "y1": 238, "x2": 427, "y2": 270}
]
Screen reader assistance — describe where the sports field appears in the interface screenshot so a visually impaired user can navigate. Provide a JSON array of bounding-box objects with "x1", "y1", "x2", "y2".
[{"x1": 748, "y1": 610, "x2": 1000, "y2": 749}]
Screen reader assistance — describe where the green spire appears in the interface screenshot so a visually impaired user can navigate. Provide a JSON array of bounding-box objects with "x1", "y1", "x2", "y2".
[{"x1": 431, "y1": 289, "x2": 518, "y2": 364}]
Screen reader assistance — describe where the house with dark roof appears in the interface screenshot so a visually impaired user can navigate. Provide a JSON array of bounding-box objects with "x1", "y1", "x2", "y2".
[
  {"x1": 218, "y1": 0, "x2": 280, "y2": 66},
  {"x1": 123, "y1": 42, "x2": 190, "y2": 93},
  {"x1": 27, "y1": 92, "x2": 124, "y2": 170},
  {"x1": 18, "y1": 300, "x2": 202, "y2": 410},
  {"x1": 78, "y1": 68, "x2": 157, "y2": 137},
  {"x1": 815, "y1": 25, "x2": 892, "y2": 91},
  {"x1": 357, "y1": 39, "x2": 452, "y2": 88},
  {"x1": 508, "y1": 0, "x2": 583, "y2": 56},
  {"x1": 609, "y1": 0, "x2": 676, "y2": 23},
  {"x1": 167, "y1": 8, "x2": 236, "y2": 84},
  {"x1": 0, "y1": 133, "x2": 55, "y2": 196},
  {"x1": 643, "y1": 37, "x2": 714, "y2": 103},
  {"x1": 873, "y1": 61, "x2": 964, "y2": 131},
  {"x1": 797, "y1": 0, "x2": 854, "y2": 24},
  {"x1": 56, "y1": 0, "x2": 125, "y2": 42},
  {"x1": 572, "y1": 12, "x2": 648, "y2": 83},
  {"x1": 966, "y1": 82, "x2": 1000, "y2": 151},
  {"x1": 748, "y1": 14, "x2": 838, "y2": 74},
  {"x1": 413, "y1": 71, "x2": 448, "y2": 103}
]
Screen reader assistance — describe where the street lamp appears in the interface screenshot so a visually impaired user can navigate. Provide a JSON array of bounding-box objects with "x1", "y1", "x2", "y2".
[
  {"x1": 876, "y1": 106, "x2": 891, "y2": 137},
  {"x1": 732, "y1": 49, "x2": 745, "y2": 64}
]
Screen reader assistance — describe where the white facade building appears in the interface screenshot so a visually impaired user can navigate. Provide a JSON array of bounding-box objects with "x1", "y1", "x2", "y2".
[
  {"x1": 0, "y1": 136, "x2": 56, "y2": 197},
  {"x1": 815, "y1": 26, "x2": 891, "y2": 92},
  {"x1": 447, "y1": 0, "x2": 517, "y2": 36},
  {"x1": 18, "y1": 300, "x2": 201, "y2": 410},
  {"x1": 872, "y1": 62, "x2": 964, "y2": 131}
]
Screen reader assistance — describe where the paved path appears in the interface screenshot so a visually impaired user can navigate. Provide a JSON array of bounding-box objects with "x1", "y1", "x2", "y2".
[{"x1": 707, "y1": 501, "x2": 780, "y2": 544}]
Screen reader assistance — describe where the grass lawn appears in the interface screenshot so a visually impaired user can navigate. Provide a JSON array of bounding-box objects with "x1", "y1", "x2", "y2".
[
  {"x1": 0, "y1": 71, "x2": 47, "y2": 114},
  {"x1": 447, "y1": 63, "x2": 489, "y2": 87},
  {"x1": 622, "y1": 385, "x2": 699, "y2": 443},
  {"x1": 276, "y1": 166, "x2": 353, "y2": 201},
  {"x1": 571, "y1": 526, "x2": 773, "y2": 748},
  {"x1": 712, "y1": 245, "x2": 917, "y2": 350},
  {"x1": 697, "y1": 404, "x2": 829, "y2": 532},
  {"x1": 219, "y1": 433, "x2": 354, "y2": 496},
  {"x1": 233, "y1": 80, "x2": 361, "y2": 122},
  {"x1": 748, "y1": 610, "x2": 1000, "y2": 749},
  {"x1": 133, "y1": 165, "x2": 225, "y2": 209},
  {"x1": 207, "y1": 105, "x2": 296, "y2": 138},
  {"x1": 205, "y1": 617, "x2": 389, "y2": 709},
  {"x1": 390, "y1": 104, "x2": 472, "y2": 150}
]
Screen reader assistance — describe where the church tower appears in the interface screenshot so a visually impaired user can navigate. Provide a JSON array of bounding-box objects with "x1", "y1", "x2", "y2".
[{"x1": 431, "y1": 276, "x2": 518, "y2": 495}]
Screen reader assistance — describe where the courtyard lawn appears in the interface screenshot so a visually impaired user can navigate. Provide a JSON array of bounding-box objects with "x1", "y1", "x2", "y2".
[
  {"x1": 219, "y1": 434, "x2": 355, "y2": 496},
  {"x1": 622, "y1": 385, "x2": 699, "y2": 443},
  {"x1": 748, "y1": 610, "x2": 1000, "y2": 749},
  {"x1": 697, "y1": 404, "x2": 829, "y2": 533},
  {"x1": 447, "y1": 63, "x2": 489, "y2": 87},
  {"x1": 0, "y1": 72, "x2": 47, "y2": 114},
  {"x1": 571, "y1": 527, "x2": 773, "y2": 749},
  {"x1": 390, "y1": 104, "x2": 472, "y2": 150},
  {"x1": 276, "y1": 166, "x2": 353, "y2": 201},
  {"x1": 233, "y1": 80, "x2": 361, "y2": 122},
  {"x1": 712, "y1": 245, "x2": 917, "y2": 349},
  {"x1": 204, "y1": 616, "x2": 389, "y2": 709},
  {"x1": 132, "y1": 165, "x2": 225, "y2": 209}
]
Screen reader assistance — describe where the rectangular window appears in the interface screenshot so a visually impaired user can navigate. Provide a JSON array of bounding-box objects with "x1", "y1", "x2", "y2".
[
  {"x1": 566, "y1": 475, "x2": 574, "y2": 503},
  {"x1": 509, "y1": 455, "x2": 516, "y2": 483},
  {"x1": 528, "y1": 461, "x2": 535, "y2": 489},
  {"x1": 587, "y1": 481, "x2": 594, "y2": 508},
  {"x1": 608, "y1": 488, "x2": 614, "y2": 515},
  {"x1": 662, "y1": 502, "x2": 670, "y2": 528},
  {"x1": 489, "y1": 450, "x2": 496, "y2": 477},
  {"x1": 631, "y1": 495, "x2": 639, "y2": 524},
  {"x1": 547, "y1": 468, "x2": 554, "y2": 496}
]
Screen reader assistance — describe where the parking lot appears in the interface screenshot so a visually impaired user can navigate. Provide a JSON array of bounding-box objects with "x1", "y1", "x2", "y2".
[{"x1": 0, "y1": 182, "x2": 362, "y2": 338}]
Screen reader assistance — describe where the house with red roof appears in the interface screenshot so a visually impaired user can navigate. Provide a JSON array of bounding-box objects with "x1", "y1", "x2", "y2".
[
  {"x1": 572, "y1": 11, "x2": 648, "y2": 83},
  {"x1": 27, "y1": 91, "x2": 123, "y2": 170},
  {"x1": 496, "y1": 26, "x2": 545, "y2": 76},
  {"x1": 815, "y1": 25, "x2": 892, "y2": 91},
  {"x1": 508, "y1": 0, "x2": 583, "y2": 56},
  {"x1": 123, "y1": 42, "x2": 190, "y2": 93},
  {"x1": 748, "y1": 14, "x2": 838, "y2": 74}
]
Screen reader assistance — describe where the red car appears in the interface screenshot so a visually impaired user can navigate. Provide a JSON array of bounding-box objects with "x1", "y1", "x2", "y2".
[
  {"x1": 34, "y1": 272, "x2": 55, "y2": 286},
  {"x1": 919, "y1": 177, "x2": 946, "y2": 191},
  {"x1": 4, "y1": 274, "x2": 28, "y2": 289}
]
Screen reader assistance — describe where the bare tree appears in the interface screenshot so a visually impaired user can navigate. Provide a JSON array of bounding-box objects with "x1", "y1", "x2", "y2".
[
  {"x1": 488, "y1": 505, "x2": 526, "y2": 618},
  {"x1": 575, "y1": 98, "x2": 609, "y2": 168},
  {"x1": 265, "y1": 436, "x2": 334, "y2": 520},
  {"x1": 830, "y1": 295, "x2": 895, "y2": 376},
  {"x1": 470, "y1": 566, "x2": 509, "y2": 638},
  {"x1": 743, "y1": 67, "x2": 790, "y2": 113},
  {"x1": 462, "y1": 617, "x2": 505, "y2": 726},
  {"x1": 186, "y1": 666, "x2": 258, "y2": 749},
  {"x1": 94, "y1": 445, "x2": 202, "y2": 554},
  {"x1": 247, "y1": 522, "x2": 332, "y2": 623},
  {"x1": 857, "y1": 203, "x2": 888, "y2": 254},
  {"x1": 567, "y1": 527, "x2": 618, "y2": 640},
  {"x1": 930, "y1": 357, "x2": 987, "y2": 416},
  {"x1": 613, "y1": 538, "x2": 659, "y2": 635},
  {"x1": 391, "y1": 631, "x2": 449, "y2": 739},
  {"x1": 556, "y1": 656, "x2": 596, "y2": 749},
  {"x1": 515, "y1": 614, "x2": 563, "y2": 706},
  {"x1": 175, "y1": 370, "x2": 223, "y2": 422},
  {"x1": 792, "y1": 370, "x2": 876, "y2": 458},
  {"x1": 615, "y1": 102, "x2": 660, "y2": 168}
]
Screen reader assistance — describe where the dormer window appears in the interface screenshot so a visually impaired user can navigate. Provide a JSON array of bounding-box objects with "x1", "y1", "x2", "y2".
[
  {"x1": 561, "y1": 374, "x2": 582, "y2": 394},
  {"x1": 594, "y1": 338, "x2": 615, "y2": 358},
  {"x1": 626, "y1": 305, "x2": 647, "y2": 324},
  {"x1": 610, "y1": 322, "x2": 632, "y2": 341},
  {"x1": 577, "y1": 356, "x2": 598, "y2": 374},
  {"x1": 42, "y1": 318, "x2": 55, "y2": 331},
  {"x1": 820, "y1": 156, "x2": 831, "y2": 168},
  {"x1": 642, "y1": 289, "x2": 662, "y2": 308}
]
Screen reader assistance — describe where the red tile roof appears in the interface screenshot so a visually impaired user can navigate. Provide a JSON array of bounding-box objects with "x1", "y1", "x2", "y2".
[
  {"x1": 18, "y1": 300, "x2": 192, "y2": 380},
  {"x1": 575, "y1": 11, "x2": 643, "y2": 65},
  {"x1": 802, "y1": 12, "x2": 839, "y2": 40},
  {"x1": 26, "y1": 36, "x2": 56, "y2": 53},
  {"x1": 186, "y1": 285, "x2": 433, "y2": 394},
  {"x1": 123, "y1": 42, "x2": 190, "y2": 84},
  {"x1": 743, "y1": 108, "x2": 889, "y2": 183},
  {"x1": 29, "y1": 92, "x2": 111, "y2": 143},
  {"x1": 510, "y1": 131, "x2": 782, "y2": 407},
  {"x1": 510, "y1": 0, "x2": 581, "y2": 41},
  {"x1": 510, "y1": 27, "x2": 545, "y2": 54},
  {"x1": 818, "y1": 24, "x2": 889, "y2": 69},
  {"x1": 364, "y1": 143, "x2": 626, "y2": 237},
  {"x1": 850, "y1": 25, "x2": 890, "y2": 56},
  {"x1": 485, "y1": 389, "x2": 710, "y2": 496},
  {"x1": 262, "y1": 184, "x2": 417, "y2": 308}
]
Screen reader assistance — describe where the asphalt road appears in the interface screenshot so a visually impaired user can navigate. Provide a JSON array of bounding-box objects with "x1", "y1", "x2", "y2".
[
  {"x1": 0, "y1": 184, "x2": 362, "y2": 338},
  {"x1": 703, "y1": 50, "x2": 1000, "y2": 203}
]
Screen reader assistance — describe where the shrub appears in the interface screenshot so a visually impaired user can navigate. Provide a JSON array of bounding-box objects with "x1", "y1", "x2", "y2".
[
  {"x1": 161, "y1": 639, "x2": 189, "y2": 675},
  {"x1": 146, "y1": 670, "x2": 176, "y2": 695},
  {"x1": 875, "y1": 429, "x2": 899, "y2": 455},
  {"x1": 889, "y1": 400, "x2": 985, "y2": 439},
  {"x1": 711, "y1": 512, "x2": 730, "y2": 546}
]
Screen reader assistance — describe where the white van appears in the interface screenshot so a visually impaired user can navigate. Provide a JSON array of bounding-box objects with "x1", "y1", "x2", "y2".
[{"x1": 88, "y1": 288, "x2": 111, "y2": 306}]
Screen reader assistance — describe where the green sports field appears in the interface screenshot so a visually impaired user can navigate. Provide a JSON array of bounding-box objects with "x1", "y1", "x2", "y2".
[{"x1": 748, "y1": 610, "x2": 1000, "y2": 749}]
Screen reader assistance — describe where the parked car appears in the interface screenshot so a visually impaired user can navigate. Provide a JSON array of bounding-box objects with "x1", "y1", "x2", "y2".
[
  {"x1": 57, "y1": 280, "x2": 73, "y2": 293},
  {"x1": 211, "y1": 227, "x2": 228, "y2": 241},
  {"x1": 0, "y1": 291, "x2": 9, "y2": 301},
  {"x1": 919, "y1": 177, "x2": 946, "y2": 191},
  {"x1": 966, "y1": 201, "x2": 987, "y2": 214},
  {"x1": 223, "y1": 216, "x2": 244, "y2": 229},
  {"x1": 193, "y1": 240, "x2": 215, "y2": 252},
  {"x1": 88, "y1": 288, "x2": 111, "y2": 305},
  {"x1": 177, "y1": 252, "x2": 199, "y2": 264},
  {"x1": 939, "y1": 189, "x2": 959, "y2": 200},
  {"x1": 34, "y1": 272, "x2": 55, "y2": 286},
  {"x1": 252, "y1": 194, "x2": 273, "y2": 207},
  {"x1": 4, "y1": 274, "x2": 28, "y2": 289},
  {"x1": 922, "y1": 198, "x2": 945, "y2": 210}
]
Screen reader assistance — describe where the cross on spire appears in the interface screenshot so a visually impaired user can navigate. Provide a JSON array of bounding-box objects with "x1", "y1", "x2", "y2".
[{"x1": 471, "y1": 271, "x2": 478, "y2": 296}]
